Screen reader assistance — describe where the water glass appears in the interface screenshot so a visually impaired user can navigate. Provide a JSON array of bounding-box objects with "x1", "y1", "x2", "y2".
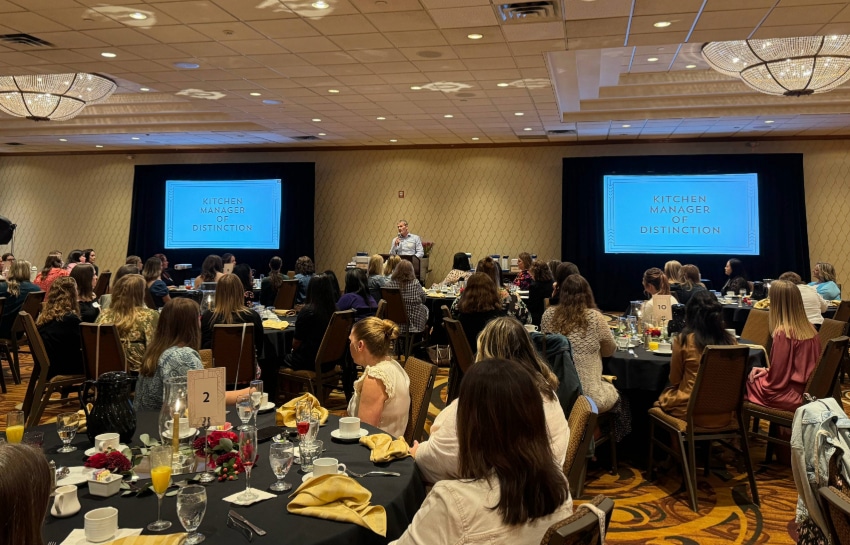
[
  {"x1": 295, "y1": 399, "x2": 312, "y2": 443},
  {"x1": 5, "y1": 410, "x2": 24, "y2": 444},
  {"x1": 177, "y1": 485, "x2": 207, "y2": 544},
  {"x1": 148, "y1": 445, "x2": 173, "y2": 531},
  {"x1": 56, "y1": 412, "x2": 80, "y2": 453},
  {"x1": 305, "y1": 411, "x2": 320, "y2": 445},
  {"x1": 236, "y1": 395, "x2": 253, "y2": 430},
  {"x1": 184, "y1": 280, "x2": 192, "y2": 289},
  {"x1": 238, "y1": 426, "x2": 259, "y2": 502},
  {"x1": 269, "y1": 441, "x2": 294, "y2": 491},
  {"x1": 301, "y1": 440, "x2": 323, "y2": 473},
  {"x1": 22, "y1": 431, "x2": 44, "y2": 450},
  {"x1": 249, "y1": 380, "x2": 263, "y2": 426}
]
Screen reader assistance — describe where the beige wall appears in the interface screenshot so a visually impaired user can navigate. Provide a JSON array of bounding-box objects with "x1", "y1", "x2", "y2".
[{"x1": 0, "y1": 140, "x2": 847, "y2": 295}]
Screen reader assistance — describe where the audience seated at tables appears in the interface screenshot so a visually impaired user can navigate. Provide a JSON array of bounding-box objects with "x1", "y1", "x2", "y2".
[
  {"x1": 125, "y1": 255, "x2": 143, "y2": 269},
  {"x1": 0, "y1": 261, "x2": 41, "y2": 341},
  {"x1": 640, "y1": 267, "x2": 679, "y2": 327},
  {"x1": 337, "y1": 269, "x2": 377, "y2": 322},
  {"x1": 33, "y1": 253, "x2": 68, "y2": 294},
  {"x1": 143, "y1": 257, "x2": 171, "y2": 309},
  {"x1": 233, "y1": 263, "x2": 255, "y2": 306},
  {"x1": 413, "y1": 317, "x2": 569, "y2": 483},
  {"x1": 99, "y1": 265, "x2": 139, "y2": 310},
  {"x1": 0, "y1": 443, "x2": 53, "y2": 545},
  {"x1": 347, "y1": 317, "x2": 410, "y2": 437},
  {"x1": 65, "y1": 249, "x2": 85, "y2": 271},
  {"x1": 153, "y1": 253, "x2": 174, "y2": 286},
  {"x1": 395, "y1": 358, "x2": 572, "y2": 544},
  {"x1": 440, "y1": 252, "x2": 472, "y2": 286},
  {"x1": 512, "y1": 252, "x2": 533, "y2": 289},
  {"x1": 676, "y1": 264, "x2": 707, "y2": 306},
  {"x1": 194, "y1": 254, "x2": 224, "y2": 289},
  {"x1": 453, "y1": 256, "x2": 530, "y2": 324},
  {"x1": 82, "y1": 248, "x2": 99, "y2": 275},
  {"x1": 96, "y1": 274, "x2": 159, "y2": 373},
  {"x1": 283, "y1": 274, "x2": 337, "y2": 373},
  {"x1": 385, "y1": 260, "x2": 428, "y2": 334},
  {"x1": 260, "y1": 256, "x2": 286, "y2": 307},
  {"x1": 721, "y1": 258, "x2": 749, "y2": 295},
  {"x1": 323, "y1": 269, "x2": 342, "y2": 302},
  {"x1": 809, "y1": 261, "x2": 841, "y2": 300},
  {"x1": 655, "y1": 291, "x2": 738, "y2": 427},
  {"x1": 455, "y1": 272, "x2": 505, "y2": 353},
  {"x1": 293, "y1": 256, "x2": 316, "y2": 304},
  {"x1": 550, "y1": 261, "x2": 580, "y2": 306},
  {"x1": 541, "y1": 274, "x2": 619, "y2": 412},
  {"x1": 69, "y1": 263, "x2": 100, "y2": 323},
  {"x1": 779, "y1": 271, "x2": 827, "y2": 326},
  {"x1": 367, "y1": 254, "x2": 389, "y2": 303},
  {"x1": 527, "y1": 260, "x2": 553, "y2": 326},
  {"x1": 36, "y1": 277, "x2": 85, "y2": 379},
  {"x1": 746, "y1": 279, "x2": 820, "y2": 412},
  {"x1": 200, "y1": 274, "x2": 263, "y2": 376}
]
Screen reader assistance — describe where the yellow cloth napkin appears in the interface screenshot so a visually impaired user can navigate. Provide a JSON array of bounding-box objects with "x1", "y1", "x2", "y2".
[
  {"x1": 830, "y1": 300, "x2": 841, "y2": 307},
  {"x1": 262, "y1": 319, "x2": 289, "y2": 330},
  {"x1": 287, "y1": 474, "x2": 387, "y2": 536},
  {"x1": 359, "y1": 433, "x2": 411, "y2": 463},
  {"x1": 276, "y1": 393, "x2": 329, "y2": 427},
  {"x1": 274, "y1": 309, "x2": 298, "y2": 317},
  {"x1": 107, "y1": 534, "x2": 187, "y2": 545},
  {"x1": 753, "y1": 298, "x2": 770, "y2": 309}
]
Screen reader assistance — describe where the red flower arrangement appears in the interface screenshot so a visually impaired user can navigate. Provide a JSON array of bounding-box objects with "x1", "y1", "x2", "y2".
[
  {"x1": 192, "y1": 430, "x2": 246, "y2": 481},
  {"x1": 85, "y1": 449, "x2": 133, "y2": 474}
]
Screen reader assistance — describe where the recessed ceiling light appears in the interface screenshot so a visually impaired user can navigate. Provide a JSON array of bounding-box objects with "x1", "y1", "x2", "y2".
[
  {"x1": 174, "y1": 62, "x2": 200, "y2": 69},
  {"x1": 647, "y1": 57, "x2": 659, "y2": 62},
  {"x1": 514, "y1": 112, "x2": 524, "y2": 116},
  {"x1": 250, "y1": 92, "x2": 262, "y2": 96},
  {"x1": 139, "y1": 87, "x2": 150, "y2": 92},
  {"x1": 653, "y1": 21, "x2": 672, "y2": 28},
  {"x1": 472, "y1": 137, "x2": 479, "y2": 141},
  {"x1": 764, "y1": 120, "x2": 775, "y2": 124},
  {"x1": 312, "y1": 1, "x2": 329, "y2": 8},
  {"x1": 318, "y1": 132, "x2": 326, "y2": 136},
  {"x1": 523, "y1": 127, "x2": 532, "y2": 131},
  {"x1": 497, "y1": 83, "x2": 509, "y2": 87},
  {"x1": 622, "y1": 124, "x2": 631, "y2": 128},
  {"x1": 101, "y1": 52, "x2": 116, "y2": 58},
  {"x1": 467, "y1": 33, "x2": 483, "y2": 40},
  {"x1": 95, "y1": 145, "x2": 103, "y2": 148},
  {"x1": 410, "y1": 86, "x2": 422, "y2": 90},
  {"x1": 59, "y1": 138, "x2": 67, "y2": 142},
  {"x1": 328, "y1": 89, "x2": 339, "y2": 93},
  {"x1": 311, "y1": 118, "x2": 321, "y2": 122},
  {"x1": 685, "y1": 64, "x2": 697, "y2": 69},
  {"x1": 262, "y1": 99, "x2": 280, "y2": 105},
  {"x1": 390, "y1": 139, "x2": 397, "y2": 143},
  {"x1": 131, "y1": 137, "x2": 139, "y2": 140},
  {"x1": 444, "y1": 114, "x2": 453, "y2": 118},
  {"x1": 376, "y1": 116, "x2": 386, "y2": 120},
  {"x1": 129, "y1": 12, "x2": 147, "y2": 20}
]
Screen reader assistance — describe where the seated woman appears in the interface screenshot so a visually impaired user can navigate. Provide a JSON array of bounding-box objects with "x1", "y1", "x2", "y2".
[
  {"x1": 125, "y1": 255, "x2": 143, "y2": 269},
  {"x1": 347, "y1": 317, "x2": 410, "y2": 437},
  {"x1": 36, "y1": 277, "x2": 85, "y2": 379},
  {"x1": 780, "y1": 271, "x2": 827, "y2": 326},
  {"x1": 385, "y1": 260, "x2": 428, "y2": 333},
  {"x1": 640, "y1": 267, "x2": 679, "y2": 327},
  {"x1": 512, "y1": 252, "x2": 533, "y2": 289},
  {"x1": 99, "y1": 264, "x2": 139, "y2": 310},
  {"x1": 153, "y1": 253, "x2": 174, "y2": 286},
  {"x1": 455, "y1": 272, "x2": 505, "y2": 352},
  {"x1": 809, "y1": 262, "x2": 841, "y2": 300},
  {"x1": 0, "y1": 252, "x2": 13, "y2": 279},
  {"x1": 395, "y1": 358, "x2": 572, "y2": 544},
  {"x1": 83, "y1": 249, "x2": 99, "y2": 276},
  {"x1": 676, "y1": 264, "x2": 707, "y2": 306},
  {"x1": 665, "y1": 259, "x2": 683, "y2": 300},
  {"x1": 283, "y1": 274, "x2": 337, "y2": 372},
  {"x1": 453, "y1": 257, "x2": 530, "y2": 323},
  {"x1": 746, "y1": 279, "x2": 820, "y2": 412},
  {"x1": 721, "y1": 258, "x2": 748, "y2": 295},
  {"x1": 95, "y1": 275, "x2": 160, "y2": 373},
  {"x1": 413, "y1": 316, "x2": 569, "y2": 484},
  {"x1": 70, "y1": 263, "x2": 100, "y2": 323},
  {"x1": 550, "y1": 262, "x2": 580, "y2": 306},
  {"x1": 384, "y1": 254, "x2": 401, "y2": 277},
  {"x1": 194, "y1": 255, "x2": 224, "y2": 289},
  {"x1": 260, "y1": 256, "x2": 285, "y2": 307},
  {"x1": 143, "y1": 257, "x2": 171, "y2": 309},
  {"x1": 367, "y1": 254, "x2": 389, "y2": 303},
  {"x1": 65, "y1": 249, "x2": 85, "y2": 272},
  {"x1": 293, "y1": 256, "x2": 316, "y2": 304},
  {"x1": 323, "y1": 269, "x2": 342, "y2": 302},
  {"x1": 440, "y1": 252, "x2": 471, "y2": 286},
  {"x1": 337, "y1": 269, "x2": 377, "y2": 322},
  {"x1": 656, "y1": 291, "x2": 737, "y2": 427},
  {"x1": 0, "y1": 443, "x2": 53, "y2": 545},
  {"x1": 541, "y1": 275, "x2": 618, "y2": 412},
  {"x1": 33, "y1": 252, "x2": 68, "y2": 294},
  {"x1": 527, "y1": 260, "x2": 553, "y2": 326},
  {"x1": 0, "y1": 261, "x2": 41, "y2": 341},
  {"x1": 233, "y1": 263, "x2": 255, "y2": 306},
  {"x1": 200, "y1": 274, "x2": 263, "y2": 372}
]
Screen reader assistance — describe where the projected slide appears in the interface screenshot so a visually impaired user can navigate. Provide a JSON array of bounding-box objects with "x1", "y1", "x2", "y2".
[
  {"x1": 603, "y1": 174, "x2": 759, "y2": 255},
  {"x1": 165, "y1": 179, "x2": 282, "y2": 249}
]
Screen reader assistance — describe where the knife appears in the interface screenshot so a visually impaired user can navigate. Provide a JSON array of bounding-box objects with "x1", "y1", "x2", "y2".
[{"x1": 229, "y1": 509, "x2": 267, "y2": 536}]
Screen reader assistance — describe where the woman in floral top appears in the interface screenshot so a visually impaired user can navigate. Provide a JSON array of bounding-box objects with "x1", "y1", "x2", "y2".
[
  {"x1": 96, "y1": 274, "x2": 159, "y2": 373},
  {"x1": 512, "y1": 252, "x2": 533, "y2": 290}
]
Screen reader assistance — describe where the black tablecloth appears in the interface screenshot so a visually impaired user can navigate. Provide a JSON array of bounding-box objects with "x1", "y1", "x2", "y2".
[
  {"x1": 259, "y1": 317, "x2": 296, "y2": 402},
  {"x1": 42, "y1": 411, "x2": 425, "y2": 544}
]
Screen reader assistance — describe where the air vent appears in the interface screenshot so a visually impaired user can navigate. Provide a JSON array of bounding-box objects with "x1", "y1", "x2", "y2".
[
  {"x1": 291, "y1": 135, "x2": 320, "y2": 141},
  {"x1": 0, "y1": 33, "x2": 54, "y2": 47},
  {"x1": 494, "y1": 1, "x2": 562, "y2": 23},
  {"x1": 547, "y1": 129, "x2": 576, "y2": 135},
  {"x1": 517, "y1": 134, "x2": 548, "y2": 140}
]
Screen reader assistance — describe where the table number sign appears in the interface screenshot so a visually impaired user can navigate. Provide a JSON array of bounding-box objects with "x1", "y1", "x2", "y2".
[
  {"x1": 652, "y1": 294, "x2": 673, "y2": 326},
  {"x1": 187, "y1": 368, "x2": 226, "y2": 428}
]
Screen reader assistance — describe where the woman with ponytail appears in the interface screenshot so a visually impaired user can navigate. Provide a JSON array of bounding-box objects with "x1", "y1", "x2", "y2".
[{"x1": 640, "y1": 267, "x2": 678, "y2": 327}]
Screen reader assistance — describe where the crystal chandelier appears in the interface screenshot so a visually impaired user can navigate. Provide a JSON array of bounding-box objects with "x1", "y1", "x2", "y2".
[
  {"x1": 701, "y1": 35, "x2": 850, "y2": 96},
  {"x1": 0, "y1": 73, "x2": 117, "y2": 121}
]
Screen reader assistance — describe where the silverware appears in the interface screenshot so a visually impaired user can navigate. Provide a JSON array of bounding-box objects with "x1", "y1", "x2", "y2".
[
  {"x1": 346, "y1": 470, "x2": 401, "y2": 478},
  {"x1": 628, "y1": 348, "x2": 638, "y2": 358},
  {"x1": 228, "y1": 509, "x2": 267, "y2": 536}
]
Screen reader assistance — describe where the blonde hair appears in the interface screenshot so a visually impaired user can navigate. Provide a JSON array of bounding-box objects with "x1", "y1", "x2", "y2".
[
  {"x1": 664, "y1": 260, "x2": 683, "y2": 283},
  {"x1": 816, "y1": 262, "x2": 837, "y2": 283},
  {"x1": 5, "y1": 261, "x2": 31, "y2": 298},
  {"x1": 107, "y1": 274, "x2": 146, "y2": 334},
  {"x1": 351, "y1": 317, "x2": 400, "y2": 356},
  {"x1": 383, "y1": 255, "x2": 400, "y2": 276},
  {"x1": 367, "y1": 254, "x2": 384, "y2": 276},
  {"x1": 768, "y1": 279, "x2": 816, "y2": 341},
  {"x1": 210, "y1": 274, "x2": 251, "y2": 324},
  {"x1": 36, "y1": 277, "x2": 80, "y2": 326}
]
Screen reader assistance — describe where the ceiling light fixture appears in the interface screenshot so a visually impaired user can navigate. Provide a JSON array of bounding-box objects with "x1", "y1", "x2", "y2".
[
  {"x1": 250, "y1": 92, "x2": 261, "y2": 96},
  {"x1": 174, "y1": 62, "x2": 200, "y2": 69},
  {"x1": 410, "y1": 86, "x2": 422, "y2": 90},
  {"x1": 444, "y1": 114, "x2": 453, "y2": 118},
  {"x1": 647, "y1": 57, "x2": 659, "y2": 62},
  {"x1": 764, "y1": 120, "x2": 775, "y2": 124},
  {"x1": 312, "y1": 1, "x2": 329, "y2": 8},
  {"x1": 59, "y1": 138, "x2": 67, "y2": 141},
  {"x1": 328, "y1": 89, "x2": 339, "y2": 93},
  {"x1": 140, "y1": 87, "x2": 150, "y2": 91},
  {"x1": 95, "y1": 145, "x2": 103, "y2": 148},
  {"x1": 0, "y1": 73, "x2": 117, "y2": 121},
  {"x1": 262, "y1": 99, "x2": 280, "y2": 105},
  {"x1": 131, "y1": 137, "x2": 139, "y2": 140},
  {"x1": 318, "y1": 132, "x2": 326, "y2": 136},
  {"x1": 653, "y1": 21, "x2": 671, "y2": 28},
  {"x1": 390, "y1": 139, "x2": 397, "y2": 142},
  {"x1": 311, "y1": 118, "x2": 321, "y2": 122},
  {"x1": 101, "y1": 52, "x2": 117, "y2": 58},
  {"x1": 622, "y1": 124, "x2": 631, "y2": 128},
  {"x1": 523, "y1": 127, "x2": 532, "y2": 131},
  {"x1": 497, "y1": 82, "x2": 509, "y2": 87},
  {"x1": 685, "y1": 64, "x2": 697, "y2": 69},
  {"x1": 702, "y1": 35, "x2": 850, "y2": 96},
  {"x1": 376, "y1": 116, "x2": 386, "y2": 120},
  {"x1": 129, "y1": 12, "x2": 148, "y2": 20},
  {"x1": 472, "y1": 137, "x2": 479, "y2": 141},
  {"x1": 514, "y1": 112, "x2": 524, "y2": 116},
  {"x1": 467, "y1": 33, "x2": 483, "y2": 40}
]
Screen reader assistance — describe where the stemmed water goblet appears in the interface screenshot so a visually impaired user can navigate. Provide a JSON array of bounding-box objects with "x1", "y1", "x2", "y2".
[
  {"x1": 177, "y1": 484, "x2": 207, "y2": 544},
  {"x1": 56, "y1": 412, "x2": 80, "y2": 453},
  {"x1": 236, "y1": 394, "x2": 253, "y2": 430},
  {"x1": 250, "y1": 380, "x2": 263, "y2": 426},
  {"x1": 269, "y1": 441, "x2": 294, "y2": 492},
  {"x1": 238, "y1": 426, "x2": 259, "y2": 502},
  {"x1": 295, "y1": 399, "x2": 312, "y2": 444}
]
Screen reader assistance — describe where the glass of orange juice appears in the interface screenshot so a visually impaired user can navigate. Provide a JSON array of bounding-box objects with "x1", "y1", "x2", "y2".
[
  {"x1": 6, "y1": 411, "x2": 24, "y2": 444},
  {"x1": 148, "y1": 445, "x2": 173, "y2": 531}
]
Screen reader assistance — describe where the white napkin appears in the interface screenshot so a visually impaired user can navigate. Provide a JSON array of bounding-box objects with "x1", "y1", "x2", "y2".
[
  {"x1": 222, "y1": 488, "x2": 276, "y2": 506},
  {"x1": 60, "y1": 528, "x2": 143, "y2": 545}
]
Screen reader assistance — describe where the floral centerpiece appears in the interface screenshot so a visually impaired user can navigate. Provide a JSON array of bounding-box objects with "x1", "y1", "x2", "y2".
[
  {"x1": 193, "y1": 430, "x2": 245, "y2": 482},
  {"x1": 84, "y1": 447, "x2": 133, "y2": 476},
  {"x1": 422, "y1": 241, "x2": 434, "y2": 257}
]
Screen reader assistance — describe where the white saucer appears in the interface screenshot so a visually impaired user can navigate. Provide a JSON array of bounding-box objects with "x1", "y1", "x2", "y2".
[
  {"x1": 652, "y1": 350, "x2": 673, "y2": 356},
  {"x1": 302, "y1": 470, "x2": 345, "y2": 482},
  {"x1": 161, "y1": 428, "x2": 198, "y2": 440},
  {"x1": 57, "y1": 466, "x2": 95, "y2": 486},
  {"x1": 258, "y1": 402, "x2": 275, "y2": 413},
  {"x1": 84, "y1": 444, "x2": 129, "y2": 457},
  {"x1": 330, "y1": 429, "x2": 368, "y2": 441}
]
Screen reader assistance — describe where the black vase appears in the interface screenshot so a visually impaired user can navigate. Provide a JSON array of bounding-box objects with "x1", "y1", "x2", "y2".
[
  {"x1": 668, "y1": 304, "x2": 686, "y2": 337},
  {"x1": 80, "y1": 371, "x2": 137, "y2": 445}
]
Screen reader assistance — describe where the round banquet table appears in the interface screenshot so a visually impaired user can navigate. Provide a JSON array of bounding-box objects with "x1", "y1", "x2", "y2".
[{"x1": 41, "y1": 411, "x2": 426, "y2": 545}]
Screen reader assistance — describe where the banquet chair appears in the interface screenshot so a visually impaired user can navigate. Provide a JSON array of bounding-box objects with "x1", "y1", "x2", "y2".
[
  {"x1": 820, "y1": 486, "x2": 850, "y2": 544},
  {"x1": 286, "y1": 270, "x2": 295, "y2": 279},
  {"x1": 0, "y1": 290, "x2": 46, "y2": 385},
  {"x1": 93, "y1": 271, "x2": 111, "y2": 298},
  {"x1": 80, "y1": 323, "x2": 128, "y2": 378},
  {"x1": 647, "y1": 345, "x2": 758, "y2": 512},
  {"x1": 402, "y1": 356, "x2": 437, "y2": 444},
  {"x1": 744, "y1": 336, "x2": 849, "y2": 463},
  {"x1": 381, "y1": 287, "x2": 427, "y2": 362},
  {"x1": 740, "y1": 308, "x2": 770, "y2": 348},
  {"x1": 441, "y1": 304, "x2": 451, "y2": 320},
  {"x1": 279, "y1": 310, "x2": 355, "y2": 403},
  {"x1": 0, "y1": 298, "x2": 6, "y2": 392},
  {"x1": 442, "y1": 317, "x2": 475, "y2": 404},
  {"x1": 541, "y1": 494, "x2": 614, "y2": 545},
  {"x1": 563, "y1": 395, "x2": 597, "y2": 499},
  {"x1": 212, "y1": 323, "x2": 256, "y2": 388},
  {"x1": 834, "y1": 301, "x2": 850, "y2": 323},
  {"x1": 144, "y1": 287, "x2": 157, "y2": 309},
  {"x1": 19, "y1": 311, "x2": 85, "y2": 427},
  {"x1": 819, "y1": 318, "x2": 849, "y2": 355},
  {"x1": 199, "y1": 349, "x2": 213, "y2": 369},
  {"x1": 375, "y1": 299, "x2": 386, "y2": 319},
  {"x1": 273, "y1": 279, "x2": 299, "y2": 310}
]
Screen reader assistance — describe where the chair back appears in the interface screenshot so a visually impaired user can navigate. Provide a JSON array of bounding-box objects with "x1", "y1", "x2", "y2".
[
  {"x1": 442, "y1": 318, "x2": 475, "y2": 373},
  {"x1": 80, "y1": 323, "x2": 128, "y2": 378},
  {"x1": 820, "y1": 486, "x2": 850, "y2": 544},
  {"x1": 273, "y1": 279, "x2": 299, "y2": 310},
  {"x1": 199, "y1": 349, "x2": 213, "y2": 369},
  {"x1": 563, "y1": 395, "x2": 597, "y2": 496},
  {"x1": 315, "y1": 310, "x2": 356, "y2": 371},
  {"x1": 144, "y1": 287, "x2": 157, "y2": 309},
  {"x1": 403, "y1": 356, "x2": 437, "y2": 444},
  {"x1": 286, "y1": 270, "x2": 295, "y2": 279},
  {"x1": 806, "y1": 336, "x2": 849, "y2": 400},
  {"x1": 819, "y1": 318, "x2": 849, "y2": 354},
  {"x1": 94, "y1": 271, "x2": 112, "y2": 298},
  {"x1": 740, "y1": 309, "x2": 770, "y2": 348},
  {"x1": 544, "y1": 297, "x2": 550, "y2": 310},
  {"x1": 687, "y1": 346, "x2": 749, "y2": 422},
  {"x1": 18, "y1": 311, "x2": 50, "y2": 421},
  {"x1": 212, "y1": 324, "x2": 256, "y2": 388},
  {"x1": 440, "y1": 305, "x2": 451, "y2": 320},
  {"x1": 541, "y1": 494, "x2": 614, "y2": 545},
  {"x1": 12, "y1": 291, "x2": 46, "y2": 337},
  {"x1": 834, "y1": 301, "x2": 850, "y2": 323},
  {"x1": 380, "y1": 287, "x2": 410, "y2": 327},
  {"x1": 376, "y1": 299, "x2": 387, "y2": 319}
]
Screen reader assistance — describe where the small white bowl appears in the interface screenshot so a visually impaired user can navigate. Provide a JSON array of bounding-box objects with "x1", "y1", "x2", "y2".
[{"x1": 88, "y1": 474, "x2": 123, "y2": 497}]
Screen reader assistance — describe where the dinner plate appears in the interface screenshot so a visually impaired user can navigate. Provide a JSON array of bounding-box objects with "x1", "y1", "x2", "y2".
[
  {"x1": 161, "y1": 427, "x2": 198, "y2": 440},
  {"x1": 330, "y1": 429, "x2": 368, "y2": 442},
  {"x1": 652, "y1": 350, "x2": 673, "y2": 356},
  {"x1": 84, "y1": 444, "x2": 129, "y2": 457},
  {"x1": 302, "y1": 470, "x2": 346, "y2": 482},
  {"x1": 258, "y1": 402, "x2": 276, "y2": 413},
  {"x1": 57, "y1": 466, "x2": 95, "y2": 486}
]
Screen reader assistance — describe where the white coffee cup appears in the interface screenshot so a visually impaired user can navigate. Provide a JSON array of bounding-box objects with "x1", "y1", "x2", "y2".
[
  {"x1": 339, "y1": 416, "x2": 361, "y2": 438},
  {"x1": 261, "y1": 392, "x2": 269, "y2": 406},
  {"x1": 725, "y1": 328, "x2": 737, "y2": 338},
  {"x1": 95, "y1": 432, "x2": 120, "y2": 453},
  {"x1": 84, "y1": 506, "x2": 118, "y2": 543},
  {"x1": 656, "y1": 341, "x2": 672, "y2": 353},
  {"x1": 524, "y1": 324, "x2": 538, "y2": 332},
  {"x1": 165, "y1": 417, "x2": 190, "y2": 432},
  {"x1": 51, "y1": 485, "x2": 81, "y2": 518},
  {"x1": 313, "y1": 457, "x2": 347, "y2": 477}
]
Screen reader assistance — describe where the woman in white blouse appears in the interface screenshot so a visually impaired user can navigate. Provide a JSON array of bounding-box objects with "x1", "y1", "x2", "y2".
[{"x1": 347, "y1": 317, "x2": 411, "y2": 437}]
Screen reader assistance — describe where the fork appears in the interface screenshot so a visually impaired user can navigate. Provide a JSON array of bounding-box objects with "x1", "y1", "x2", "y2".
[
  {"x1": 628, "y1": 348, "x2": 638, "y2": 358},
  {"x1": 346, "y1": 470, "x2": 401, "y2": 478}
]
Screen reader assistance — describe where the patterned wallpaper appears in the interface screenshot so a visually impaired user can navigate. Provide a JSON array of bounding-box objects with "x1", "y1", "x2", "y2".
[{"x1": 0, "y1": 141, "x2": 846, "y2": 297}]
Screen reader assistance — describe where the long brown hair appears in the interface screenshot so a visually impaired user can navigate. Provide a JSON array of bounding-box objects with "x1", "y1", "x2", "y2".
[
  {"x1": 142, "y1": 257, "x2": 162, "y2": 283},
  {"x1": 36, "y1": 276, "x2": 80, "y2": 326},
  {"x1": 458, "y1": 272, "x2": 501, "y2": 314},
  {"x1": 476, "y1": 256, "x2": 501, "y2": 288},
  {"x1": 4, "y1": 261, "x2": 31, "y2": 298},
  {"x1": 105, "y1": 274, "x2": 146, "y2": 334},
  {"x1": 680, "y1": 264, "x2": 703, "y2": 290},
  {"x1": 643, "y1": 267, "x2": 670, "y2": 295},
  {"x1": 548, "y1": 274, "x2": 597, "y2": 335},
  {"x1": 768, "y1": 279, "x2": 816, "y2": 340},
  {"x1": 268, "y1": 256, "x2": 285, "y2": 290},
  {"x1": 210, "y1": 274, "x2": 252, "y2": 324},
  {"x1": 200, "y1": 255, "x2": 223, "y2": 282},
  {"x1": 141, "y1": 298, "x2": 201, "y2": 377},
  {"x1": 70, "y1": 263, "x2": 96, "y2": 301},
  {"x1": 390, "y1": 260, "x2": 416, "y2": 283},
  {"x1": 457, "y1": 358, "x2": 568, "y2": 525},
  {"x1": 0, "y1": 444, "x2": 52, "y2": 545},
  {"x1": 39, "y1": 252, "x2": 62, "y2": 280}
]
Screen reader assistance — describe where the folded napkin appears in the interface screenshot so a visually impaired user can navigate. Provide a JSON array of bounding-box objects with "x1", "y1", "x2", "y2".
[
  {"x1": 359, "y1": 433, "x2": 410, "y2": 463},
  {"x1": 287, "y1": 474, "x2": 386, "y2": 536},
  {"x1": 274, "y1": 309, "x2": 298, "y2": 317},
  {"x1": 753, "y1": 298, "x2": 770, "y2": 309},
  {"x1": 108, "y1": 534, "x2": 187, "y2": 545},
  {"x1": 223, "y1": 488, "x2": 276, "y2": 506},
  {"x1": 262, "y1": 319, "x2": 289, "y2": 330},
  {"x1": 60, "y1": 528, "x2": 143, "y2": 545},
  {"x1": 830, "y1": 300, "x2": 842, "y2": 307},
  {"x1": 276, "y1": 393, "x2": 329, "y2": 428}
]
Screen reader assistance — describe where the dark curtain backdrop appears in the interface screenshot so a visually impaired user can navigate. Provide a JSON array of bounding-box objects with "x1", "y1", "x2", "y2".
[
  {"x1": 128, "y1": 162, "x2": 315, "y2": 276},
  {"x1": 562, "y1": 154, "x2": 809, "y2": 311}
]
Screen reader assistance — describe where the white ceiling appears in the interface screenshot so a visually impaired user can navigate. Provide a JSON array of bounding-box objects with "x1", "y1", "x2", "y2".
[{"x1": 0, "y1": 0, "x2": 850, "y2": 153}]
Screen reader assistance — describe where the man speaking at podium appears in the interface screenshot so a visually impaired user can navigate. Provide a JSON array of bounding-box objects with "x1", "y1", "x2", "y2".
[{"x1": 390, "y1": 219, "x2": 424, "y2": 258}]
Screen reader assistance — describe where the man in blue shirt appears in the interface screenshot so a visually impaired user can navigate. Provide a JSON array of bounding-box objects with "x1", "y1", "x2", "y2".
[{"x1": 389, "y1": 219, "x2": 424, "y2": 257}]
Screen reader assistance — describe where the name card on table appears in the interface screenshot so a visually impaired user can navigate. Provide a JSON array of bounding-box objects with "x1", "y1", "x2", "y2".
[
  {"x1": 652, "y1": 294, "x2": 673, "y2": 326},
  {"x1": 187, "y1": 368, "x2": 226, "y2": 429}
]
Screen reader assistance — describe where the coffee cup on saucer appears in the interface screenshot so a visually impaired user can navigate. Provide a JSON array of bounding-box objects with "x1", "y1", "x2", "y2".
[
  {"x1": 84, "y1": 507, "x2": 118, "y2": 543},
  {"x1": 338, "y1": 417, "x2": 361, "y2": 439},
  {"x1": 725, "y1": 328, "x2": 737, "y2": 338},
  {"x1": 656, "y1": 341, "x2": 672, "y2": 354},
  {"x1": 313, "y1": 457, "x2": 346, "y2": 477},
  {"x1": 94, "y1": 433, "x2": 120, "y2": 453},
  {"x1": 524, "y1": 324, "x2": 538, "y2": 333}
]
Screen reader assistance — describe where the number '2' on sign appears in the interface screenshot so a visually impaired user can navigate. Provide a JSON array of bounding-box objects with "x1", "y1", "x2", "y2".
[{"x1": 187, "y1": 368, "x2": 226, "y2": 428}]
